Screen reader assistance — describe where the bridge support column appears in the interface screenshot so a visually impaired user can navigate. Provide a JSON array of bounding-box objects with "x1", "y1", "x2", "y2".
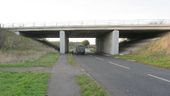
[
  {"x1": 96, "y1": 37, "x2": 103, "y2": 54},
  {"x1": 102, "y1": 30, "x2": 119, "y2": 55},
  {"x1": 111, "y1": 30, "x2": 119, "y2": 55},
  {"x1": 60, "y1": 30, "x2": 68, "y2": 54},
  {"x1": 65, "y1": 37, "x2": 69, "y2": 53}
]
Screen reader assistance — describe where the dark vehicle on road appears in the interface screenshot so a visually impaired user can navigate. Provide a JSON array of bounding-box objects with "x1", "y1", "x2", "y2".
[{"x1": 72, "y1": 45, "x2": 85, "y2": 55}]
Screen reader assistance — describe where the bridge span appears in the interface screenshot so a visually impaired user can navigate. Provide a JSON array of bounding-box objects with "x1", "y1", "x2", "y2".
[{"x1": 2, "y1": 21, "x2": 170, "y2": 55}]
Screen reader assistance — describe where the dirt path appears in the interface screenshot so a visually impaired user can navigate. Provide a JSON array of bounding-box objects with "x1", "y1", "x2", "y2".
[{"x1": 0, "y1": 67, "x2": 52, "y2": 72}]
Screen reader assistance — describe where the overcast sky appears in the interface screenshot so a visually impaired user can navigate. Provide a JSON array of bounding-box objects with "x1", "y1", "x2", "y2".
[
  {"x1": 1, "y1": 0, "x2": 170, "y2": 44},
  {"x1": 0, "y1": 0, "x2": 170, "y2": 23}
]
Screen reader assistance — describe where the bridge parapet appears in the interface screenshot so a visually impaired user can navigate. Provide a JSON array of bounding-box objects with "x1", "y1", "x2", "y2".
[{"x1": 2, "y1": 19, "x2": 170, "y2": 28}]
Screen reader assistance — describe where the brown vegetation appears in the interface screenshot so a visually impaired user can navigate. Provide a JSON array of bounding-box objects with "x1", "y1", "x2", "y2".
[
  {"x1": 118, "y1": 32, "x2": 170, "y2": 69},
  {"x1": 0, "y1": 29, "x2": 56, "y2": 63},
  {"x1": 146, "y1": 32, "x2": 170, "y2": 54}
]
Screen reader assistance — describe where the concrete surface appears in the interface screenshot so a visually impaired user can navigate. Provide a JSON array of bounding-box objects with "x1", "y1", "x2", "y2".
[
  {"x1": 96, "y1": 30, "x2": 119, "y2": 55},
  {"x1": 8, "y1": 25, "x2": 170, "y2": 32},
  {"x1": 60, "y1": 31, "x2": 68, "y2": 54},
  {"x1": 75, "y1": 54, "x2": 170, "y2": 96},
  {"x1": 103, "y1": 30, "x2": 119, "y2": 55}
]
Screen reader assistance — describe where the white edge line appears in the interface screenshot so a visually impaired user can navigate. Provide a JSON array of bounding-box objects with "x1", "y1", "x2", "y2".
[
  {"x1": 95, "y1": 57, "x2": 104, "y2": 61},
  {"x1": 108, "y1": 62, "x2": 130, "y2": 70},
  {"x1": 147, "y1": 74, "x2": 170, "y2": 83},
  {"x1": 127, "y1": 59, "x2": 136, "y2": 62}
]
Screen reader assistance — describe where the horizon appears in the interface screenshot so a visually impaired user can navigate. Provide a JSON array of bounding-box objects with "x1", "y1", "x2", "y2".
[{"x1": 1, "y1": 0, "x2": 170, "y2": 24}]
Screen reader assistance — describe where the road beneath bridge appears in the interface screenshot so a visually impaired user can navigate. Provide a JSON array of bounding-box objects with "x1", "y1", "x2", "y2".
[{"x1": 75, "y1": 54, "x2": 170, "y2": 96}]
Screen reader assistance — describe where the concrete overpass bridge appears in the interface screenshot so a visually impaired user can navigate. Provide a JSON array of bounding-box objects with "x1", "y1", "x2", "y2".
[{"x1": 2, "y1": 20, "x2": 170, "y2": 55}]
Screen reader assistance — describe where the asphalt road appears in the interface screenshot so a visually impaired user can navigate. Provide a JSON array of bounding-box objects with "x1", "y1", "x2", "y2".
[{"x1": 75, "y1": 54, "x2": 170, "y2": 96}]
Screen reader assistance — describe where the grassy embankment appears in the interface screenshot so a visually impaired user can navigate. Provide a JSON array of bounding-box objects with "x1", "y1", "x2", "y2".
[
  {"x1": 116, "y1": 32, "x2": 170, "y2": 69},
  {"x1": 0, "y1": 29, "x2": 58, "y2": 95},
  {"x1": 0, "y1": 52, "x2": 58, "y2": 67},
  {"x1": 67, "y1": 54, "x2": 109, "y2": 96},
  {"x1": 0, "y1": 29, "x2": 58, "y2": 65},
  {"x1": 0, "y1": 29, "x2": 58, "y2": 67}
]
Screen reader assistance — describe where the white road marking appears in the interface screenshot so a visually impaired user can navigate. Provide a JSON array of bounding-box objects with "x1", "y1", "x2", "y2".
[
  {"x1": 108, "y1": 61, "x2": 130, "y2": 70},
  {"x1": 147, "y1": 74, "x2": 170, "y2": 83},
  {"x1": 103, "y1": 54, "x2": 111, "y2": 57},
  {"x1": 95, "y1": 57, "x2": 105, "y2": 61},
  {"x1": 127, "y1": 59, "x2": 136, "y2": 62}
]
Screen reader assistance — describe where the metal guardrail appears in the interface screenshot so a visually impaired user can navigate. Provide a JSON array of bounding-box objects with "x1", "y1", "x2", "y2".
[{"x1": 1, "y1": 19, "x2": 170, "y2": 28}]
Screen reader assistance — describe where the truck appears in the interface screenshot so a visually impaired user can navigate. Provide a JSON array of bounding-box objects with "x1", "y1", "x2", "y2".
[{"x1": 72, "y1": 45, "x2": 85, "y2": 55}]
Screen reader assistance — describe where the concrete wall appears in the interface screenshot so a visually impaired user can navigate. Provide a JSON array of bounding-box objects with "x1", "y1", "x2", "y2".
[{"x1": 96, "y1": 30, "x2": 119, "y2": 55}]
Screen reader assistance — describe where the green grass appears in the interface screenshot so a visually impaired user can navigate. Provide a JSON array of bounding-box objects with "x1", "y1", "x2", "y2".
[
  {"x1": 67, "y1": 54, "x2": 76, "y2": 65},
  {"x1": 116, "y1": 53, "x2": 170, "y2": 69},
  {"x1": 0, "y1": 52, "x2": 59, "y2": 67},
  {"x1": 0, "y1": 72, "x2": 49, "y2": 96},
  {"x1": 75, "y1": 74, "x2": 109, "y2": 96}
]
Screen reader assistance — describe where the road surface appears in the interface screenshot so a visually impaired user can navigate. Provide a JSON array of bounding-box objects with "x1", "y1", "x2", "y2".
[{"x1": 75, "y1": 54, "x2": 170, "y2": 96}]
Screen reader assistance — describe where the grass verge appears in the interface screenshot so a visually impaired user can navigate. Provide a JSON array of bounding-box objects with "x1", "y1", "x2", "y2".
[
  {"x1": 0, "y1": 72, "x2": 49, "y2": 96},
  {"x1": 75, "y1": 74, "x2": 109, "y2": 96},
  {"x1": 67, "y1": 54, "x2": 76, "y2": 65},
  {"x1": 116, "y1": 53, "x2": 170, "y2": 69},
  {"x1": 0, "y1": 52, "x2": 59, "y2": 67}
]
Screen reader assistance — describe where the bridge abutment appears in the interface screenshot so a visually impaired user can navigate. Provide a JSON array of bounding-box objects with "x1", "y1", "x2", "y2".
[{"x1": 96, "y1": 30, "x2": 119, "y2": 55}]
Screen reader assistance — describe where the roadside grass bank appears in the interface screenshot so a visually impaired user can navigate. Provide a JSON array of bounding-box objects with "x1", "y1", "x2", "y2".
[
  {"x1": 0, "y1": 52, "x2": 59, "y2": 67},
  {"x1": 0, "y1": 72, "x2": 49, "y2": 96},
  {"x1": 0, "y1": 29, "x2": 57, "y2": 64},
  {"x1": 0, "y1": 29, "x2": 48, "y2": 51},
  {"x1": 67, "y1": 54, "x2": 76, "y2": 65},
  {"x1": 116, "y1": 32, "x2": 170, "y2": 69},
  {"x1": 116, "y1": 52, "x2": 170, "y2": 69},
  {"x1": 75, "y1": 74, "x2": 109, "y2": 96},
  {"x1": 0, "y1": 28, "x2": 57, "y2": 96}
]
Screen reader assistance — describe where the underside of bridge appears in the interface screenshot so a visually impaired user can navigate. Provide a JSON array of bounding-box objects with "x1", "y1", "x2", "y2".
[{"x1": 19, "y1": 30, "x2": 168, "y2": 55}]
